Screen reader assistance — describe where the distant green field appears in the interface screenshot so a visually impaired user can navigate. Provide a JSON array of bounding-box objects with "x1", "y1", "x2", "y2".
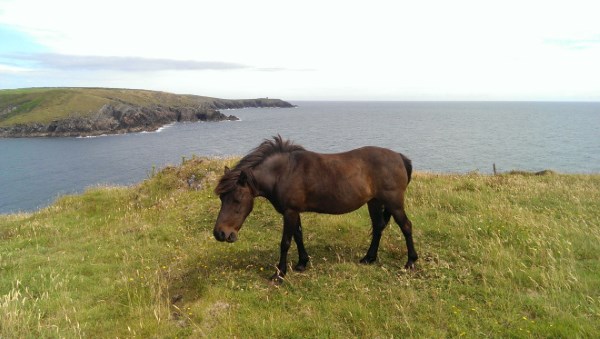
[
  {"x1": 0, "y1": 88, "x2": 218, "y2": 126},
  {"x1": 1, "y1": 158, "x2": 599, "y2": 337}
]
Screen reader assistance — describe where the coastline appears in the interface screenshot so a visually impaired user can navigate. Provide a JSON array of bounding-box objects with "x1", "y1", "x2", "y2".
[
  {"x1": 0, "y1": 102, "x2": 291, "y2": 138},
  {"x1": 0, "y1": 88, "x2": 294, "y2": 138}
]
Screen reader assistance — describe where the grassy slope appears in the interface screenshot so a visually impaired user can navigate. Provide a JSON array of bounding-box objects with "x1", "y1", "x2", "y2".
[
  {"x1": 1, "y1": 158, "x2": 599, "y2": 337},
  {"x1": 0, "y1": 88, "x2": 218, "y2": 126}
]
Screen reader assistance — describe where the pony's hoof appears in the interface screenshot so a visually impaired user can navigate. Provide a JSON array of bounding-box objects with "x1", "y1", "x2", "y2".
[
  {"x1": 269, "y1": 273, "x2": 285, "y2": 284},
  {"x1": 293, "y1": 263, "x2": 307, "y2": 272},
  {"x1": 360, "y1": 256, "x2": 377, "y2": 264}
]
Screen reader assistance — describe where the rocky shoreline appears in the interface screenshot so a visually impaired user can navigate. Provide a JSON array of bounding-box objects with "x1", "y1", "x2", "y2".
[{"x1": 0, "y1": 98, "x2": 294, "y2": 138}]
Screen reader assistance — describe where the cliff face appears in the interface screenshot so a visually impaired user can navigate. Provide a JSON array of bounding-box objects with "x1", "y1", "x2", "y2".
[
  {"x1": 0, "y1": 97, "x2": 293, "y2": 138},
  {"x1": 210, "y1": 98, "x2": 295, "y2": 109}
]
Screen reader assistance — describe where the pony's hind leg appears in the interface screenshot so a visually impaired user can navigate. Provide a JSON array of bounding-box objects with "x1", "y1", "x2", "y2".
[
  {"x1": 293, "y1": 220, "x2": 309, "y2": 272},
  {"x1": 360, "y1": 200, "x2": 390, "y2": 264},
  {"x1": 391, "y1": 209, "x2": 418, "y2": 269}
]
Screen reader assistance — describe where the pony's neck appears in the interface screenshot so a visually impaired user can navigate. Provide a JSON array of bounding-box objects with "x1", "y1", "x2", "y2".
[{"x1": 250, "y1": 153, "x2": 289, "y2": 198}]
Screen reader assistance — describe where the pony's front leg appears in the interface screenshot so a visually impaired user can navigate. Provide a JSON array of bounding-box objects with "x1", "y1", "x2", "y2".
[{"x1": 271, "y1": 210, "x2": 300, "y2": 283}]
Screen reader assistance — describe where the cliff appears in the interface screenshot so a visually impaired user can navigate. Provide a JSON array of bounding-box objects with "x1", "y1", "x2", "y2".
[
  {"x1": 1, "y1": 158, "x2": 598, "y2": 337},
  {"x1": 0, "y1": 88, "x2": 294, "y2": 137}
]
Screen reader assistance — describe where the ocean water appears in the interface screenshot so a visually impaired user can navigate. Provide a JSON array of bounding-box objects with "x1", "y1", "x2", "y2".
[{"x1": 1, "y1": 101, "x2": 599, "y2": 214}]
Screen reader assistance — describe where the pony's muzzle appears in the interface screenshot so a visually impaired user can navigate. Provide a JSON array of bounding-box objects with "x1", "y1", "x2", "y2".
[{"x1": 213, "y1": 228, "x2": 237, "y2": 243}]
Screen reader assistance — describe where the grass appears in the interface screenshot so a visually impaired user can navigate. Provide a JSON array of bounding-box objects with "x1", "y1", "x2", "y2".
[
  {"x1": 1, "y1": 158, "x2": 599, "y2": 337},
  {"x1": 0, "y1": 88, "x2": 229, "y2": 127}
]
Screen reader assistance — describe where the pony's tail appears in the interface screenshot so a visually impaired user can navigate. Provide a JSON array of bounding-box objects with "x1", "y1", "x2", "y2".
[{"x1": 401, "y1": 153, "x2": 413, "y2": 185}]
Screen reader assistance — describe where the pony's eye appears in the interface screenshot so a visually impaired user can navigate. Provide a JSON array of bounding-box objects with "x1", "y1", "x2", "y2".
[{"x1": 233, "y1": 191, "x2": 244, "y2": 203}]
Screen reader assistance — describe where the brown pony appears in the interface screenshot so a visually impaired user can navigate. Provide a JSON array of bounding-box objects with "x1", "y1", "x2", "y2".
[{"x1": 213, "y1": 136, "x2": 417, "y2": 281}]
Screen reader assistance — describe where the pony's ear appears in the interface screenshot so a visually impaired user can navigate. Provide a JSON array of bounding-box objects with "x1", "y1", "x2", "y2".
[
  {"x1": 237, "y1": 170, "x2": 257, "y2": 194},
  {"x1": 224, "y1": 166, "x2": 230, "y2": 174},
  {"x1": 237, "y1": 169, "x2": 248, "y2": 185}
]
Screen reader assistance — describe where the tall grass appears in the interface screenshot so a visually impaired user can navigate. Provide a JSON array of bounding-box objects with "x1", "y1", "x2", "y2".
[{"x1": 1, "y1": 158, "x2": 599, "y2": 337}]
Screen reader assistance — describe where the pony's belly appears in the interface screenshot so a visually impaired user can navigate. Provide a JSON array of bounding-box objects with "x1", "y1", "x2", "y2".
[{"x1": 305, "y1": 199, "x2": 367, "y2": 215}]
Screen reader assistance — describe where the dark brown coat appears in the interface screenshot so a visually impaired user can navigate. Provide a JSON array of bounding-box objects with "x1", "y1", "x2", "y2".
[{"x1": 214, "y1": 136, "x2": 417, "y2": 281}]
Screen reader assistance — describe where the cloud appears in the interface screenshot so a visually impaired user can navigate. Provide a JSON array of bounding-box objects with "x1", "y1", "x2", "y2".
[
  {"x1": 0, "y1": 63, "x2": 31, "y2": 73},
  {"x1": 544, "y1": 36, "x2": 600, "y2": 50},
  {"x1": 7, "y1": 53, "x2": 251, "y2": 72}
]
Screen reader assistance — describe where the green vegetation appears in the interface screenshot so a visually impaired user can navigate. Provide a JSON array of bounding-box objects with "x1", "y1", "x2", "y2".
[
  {"x1": 0, "y1": 87, "x2": 221, "y2": 127},
  {"x1": 1, "y1": 158, "x2": 599, "y2": 337}
]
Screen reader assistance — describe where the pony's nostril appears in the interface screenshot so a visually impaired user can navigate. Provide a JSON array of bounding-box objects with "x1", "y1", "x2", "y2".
[
  {"x1": 227, "y1": 232, "x2": 237, "y2": 242},
  {"x1": 214, "y1": 229, "x2": 226, "y2": 241}
]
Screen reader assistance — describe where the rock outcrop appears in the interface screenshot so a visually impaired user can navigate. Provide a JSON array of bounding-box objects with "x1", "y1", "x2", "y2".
[{"x1": 0, "y1": 98, "x2": 293, "y2": 138}]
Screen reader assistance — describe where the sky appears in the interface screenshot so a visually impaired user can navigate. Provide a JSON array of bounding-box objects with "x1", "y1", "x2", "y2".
[{"x1": 0, "y1": 0, "x2": 599, "y2": 101}]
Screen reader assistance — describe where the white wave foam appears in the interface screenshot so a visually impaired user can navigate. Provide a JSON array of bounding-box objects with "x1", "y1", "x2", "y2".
[
  {"x1": 156, "y1": 122, "x2": 176, "y2": 132},
  {"x1": 76, "y1": 134, "x2": 109, "y2": 139}
]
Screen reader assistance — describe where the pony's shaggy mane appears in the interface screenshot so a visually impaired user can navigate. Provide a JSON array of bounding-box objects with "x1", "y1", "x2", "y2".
[{"x1": 214, "y1": 135, "x2": 305, "y2": 195}]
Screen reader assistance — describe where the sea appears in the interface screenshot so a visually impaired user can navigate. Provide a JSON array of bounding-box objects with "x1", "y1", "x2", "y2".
[{"x1": 1, "y1": 101, "x2": 599, "y2": 214}]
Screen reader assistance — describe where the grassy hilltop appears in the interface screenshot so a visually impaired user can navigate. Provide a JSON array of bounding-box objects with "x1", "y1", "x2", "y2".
[
  {"x1": 0, "y1": 88, "x2": 293, "y2": 137},
  {"x1": 1, "y1": 158, "x2": 599, "y2": 337},
  {"x1": 0, "y1": 88, "x2": 213, "y2": 126}
]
